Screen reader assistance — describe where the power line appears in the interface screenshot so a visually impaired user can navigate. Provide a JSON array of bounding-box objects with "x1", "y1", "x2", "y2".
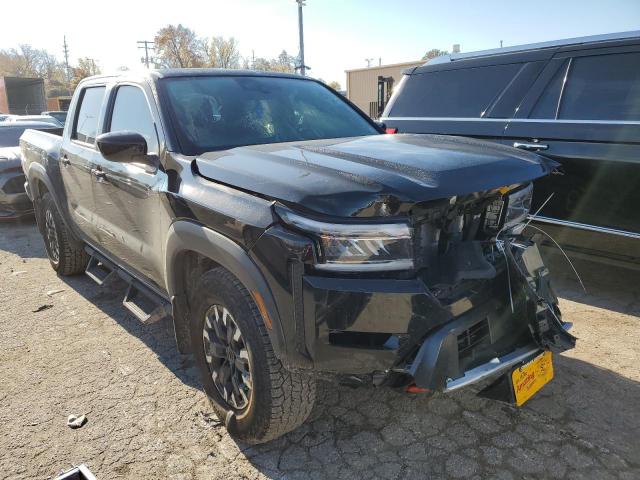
[{"x1": 137, "y1": 41, "x2": 155, "y2": 68}]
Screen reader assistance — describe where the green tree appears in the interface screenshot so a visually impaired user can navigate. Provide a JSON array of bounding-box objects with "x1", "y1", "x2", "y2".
[
  {"x1": 422, "y1": 48, "x2": 449, "y2": 61},
  {"x1": 327, "y1": 80, "x2": 341, "y2": 91}
]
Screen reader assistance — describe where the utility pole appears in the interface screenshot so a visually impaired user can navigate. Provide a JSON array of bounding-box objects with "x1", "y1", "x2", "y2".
[
  {"x1": 500, "y1": 40, "x2": 503, "y2": 48},
  {"x1": 296, "y1": 0, "x2": 307, "y2": 76},
  {"x1": 62, "y1": 36, "x2": 71, "y2": 88},
  {"x1": 365, "y1": 58, "x2": 374, "y2": 68},
  {"x1": 137, "y1": 40, "x2": 155, "y2": 68}
]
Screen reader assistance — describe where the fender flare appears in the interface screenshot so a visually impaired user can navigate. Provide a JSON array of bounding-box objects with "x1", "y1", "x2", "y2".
[
  {"x1": 26, "y1": 162, "x2": 83, "y2": 244},
  {"x1": 165, "y1": 220, "x2": 286, "y2": 358},
  {"x1": 26, "y1": 162, "x2": 56, "y2": 204}
]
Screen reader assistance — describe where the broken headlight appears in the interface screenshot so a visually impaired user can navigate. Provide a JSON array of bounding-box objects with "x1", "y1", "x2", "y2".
[
  {"x1": 484, "y1": 183, "x2": 533, "y2": 234},
  {"x1": 276, "y1": 207, "x2": 414, "y2": 272},
  {"x1": 503, "y1": 183, "x2": 533, "y2": 232}
]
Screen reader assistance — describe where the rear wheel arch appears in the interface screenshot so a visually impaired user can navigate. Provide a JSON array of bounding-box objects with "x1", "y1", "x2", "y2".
[{"x1": 165, "y1": 221, "x2": 286, "y2": 358}]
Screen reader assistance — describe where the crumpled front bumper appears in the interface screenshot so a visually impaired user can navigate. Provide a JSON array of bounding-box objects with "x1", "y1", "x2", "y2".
[
  {"x1": 297, "y1": 241, "x2": 574, "y2": 391},
  {"x1": 0, "y1": 172, "x2": 33, "y2": 219},
  {"x1": 405, "y1": 240, "x2": 575, "y2": 391}
]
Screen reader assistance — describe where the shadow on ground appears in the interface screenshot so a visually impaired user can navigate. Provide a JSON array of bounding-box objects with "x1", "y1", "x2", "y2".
[
  {"x1": 59, "y1": 272, "x2": 203, "y2": 390},
  {"x1": 541, "y1": 247, "x2": 640, "y2": 318},
  {"x1": 0, "y1": 217, "x2": 47, "y2": 260}
]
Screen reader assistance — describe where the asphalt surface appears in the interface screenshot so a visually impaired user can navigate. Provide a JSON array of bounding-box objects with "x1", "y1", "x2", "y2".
[{"x1": 0, "y1": 219, "x2": 639, "y2": 479}]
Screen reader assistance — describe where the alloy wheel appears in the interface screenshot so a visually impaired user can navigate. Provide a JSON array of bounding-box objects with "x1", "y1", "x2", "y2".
[
  {"x1": 45, "y1": 209, "x2": 59, "y2": 263},
  {"x1": 202, "y1": 304, "x2": 253, "y2": 411}
]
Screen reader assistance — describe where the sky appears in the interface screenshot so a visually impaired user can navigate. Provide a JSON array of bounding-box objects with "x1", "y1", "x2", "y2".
[{"x1": 2, "y1": 0, "x2": 639, "y2": 87}]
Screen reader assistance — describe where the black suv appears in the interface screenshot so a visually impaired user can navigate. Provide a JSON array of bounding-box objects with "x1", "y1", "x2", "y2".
[
  {"x1": 21, "y1": 70, "x2": 573, "y2": 443},
  {"x1": 382, "y1": 31, "x2": 640, "y2": 268}
]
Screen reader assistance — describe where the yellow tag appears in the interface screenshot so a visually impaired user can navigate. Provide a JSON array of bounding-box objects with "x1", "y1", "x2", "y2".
[{"x1": 512, "y1": 351, "x2": 554, "y2": 406}]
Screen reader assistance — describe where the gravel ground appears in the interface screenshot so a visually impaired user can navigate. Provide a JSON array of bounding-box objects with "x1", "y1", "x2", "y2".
[{"x1": 0, "y1": 219, "x2": 639, "y2": 480}]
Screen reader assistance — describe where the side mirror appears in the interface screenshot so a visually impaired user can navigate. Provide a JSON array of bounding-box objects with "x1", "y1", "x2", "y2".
[{"x1": 97, "y1": 131, "x2": 148, "y2": 163}]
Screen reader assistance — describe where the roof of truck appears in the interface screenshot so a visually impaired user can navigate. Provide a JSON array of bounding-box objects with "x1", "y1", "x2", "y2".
[
  {"x1": 151, "y1": 68, "x2": 308, "y2": 80},
  {"x1": 81, "y1": 69, "x2": 313, "y2": 84},
  {"x1": 425, "y1": 30, "x2": 640, "y2": 66}
]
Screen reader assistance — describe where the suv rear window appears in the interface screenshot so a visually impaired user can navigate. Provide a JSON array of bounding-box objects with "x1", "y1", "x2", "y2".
[
  {"x1": 388, "y1": 63, "x2": 522, "y2": 118},
  {"x1": 558, "y1": 52, "x2": 640, "y2": 121}
]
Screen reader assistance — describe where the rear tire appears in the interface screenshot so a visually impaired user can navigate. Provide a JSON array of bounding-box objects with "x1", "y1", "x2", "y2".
[
  {"x1": 190, "y1": 267, "x2": 316, "y2": 444},
  {"x1": 39, "y1": 192, "x2": 88, "y2": 275}
]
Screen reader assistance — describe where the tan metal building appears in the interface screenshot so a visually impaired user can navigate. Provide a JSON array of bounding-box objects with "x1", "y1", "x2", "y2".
[{"x1": 345, "y1": 60, "x2": 423, "y2": 118}]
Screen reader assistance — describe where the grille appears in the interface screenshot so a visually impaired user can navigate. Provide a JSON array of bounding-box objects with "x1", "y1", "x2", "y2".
[{"x1": 457, "y1": 318, "x2": 491, "y2": 356}]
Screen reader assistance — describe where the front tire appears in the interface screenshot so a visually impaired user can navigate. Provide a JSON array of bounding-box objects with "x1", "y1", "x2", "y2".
[
  {"x1": 39, "y1": 192, "x2": 88, "y2": 275},
  {"x1": 190, "y1": 267, "x2": 316, "y2": 444}
]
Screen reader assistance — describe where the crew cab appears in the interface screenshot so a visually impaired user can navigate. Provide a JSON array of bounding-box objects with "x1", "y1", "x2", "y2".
[{"x1": 20, "y1": 70, "x2": 574, "y2": 443}]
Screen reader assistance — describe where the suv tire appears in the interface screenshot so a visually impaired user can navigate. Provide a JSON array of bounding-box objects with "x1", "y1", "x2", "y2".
[
  {"x1": 39, "y1": 192, "x2": 89, "y2": 275},
  {"x1": 190, "y1": 267, "x2": 316, "y2": 444}
]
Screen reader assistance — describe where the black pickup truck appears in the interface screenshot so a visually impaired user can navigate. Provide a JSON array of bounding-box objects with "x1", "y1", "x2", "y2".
[{"x1": 20, "y1": 69, "x2": 574, "y2": 443}]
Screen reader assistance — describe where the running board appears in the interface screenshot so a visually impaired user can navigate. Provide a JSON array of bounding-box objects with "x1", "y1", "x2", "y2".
[
  {"x1": 85, "y1": 253, "x2": 116, "y2": 286},
  {"x1": 122, "y1": 282, "x2": 170, "y2": 324},
  {"x1": 84, "y1": 247, "x2": 170, "y2": 324}
]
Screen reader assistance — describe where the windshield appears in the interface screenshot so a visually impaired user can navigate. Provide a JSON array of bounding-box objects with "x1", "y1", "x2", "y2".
[{"x1": 162, "y1": 76, "x2": 378, "y2": 155}]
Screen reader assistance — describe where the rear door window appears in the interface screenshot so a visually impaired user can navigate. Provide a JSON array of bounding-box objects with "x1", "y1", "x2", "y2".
[
  {"x1": 529, "y1": 60, "x2": 570, "y2": 119},
  {"x1": 388, "y1": 63, "x2": 522, "y2": 118},
  {"x1": 72, "y1": 86, "x2": 105, "y2": 144},
  {"x1": 558, "y1": 52, "x2": 640, "y2": 121}
]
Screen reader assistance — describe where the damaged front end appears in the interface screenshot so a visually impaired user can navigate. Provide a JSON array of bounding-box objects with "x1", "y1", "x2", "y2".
[
  {"x1": 399, "y1": 184, "x2": 575, "y2": 393},
  {"x1": 253, "y1": 182, "x2": 575, "y2": 399}
]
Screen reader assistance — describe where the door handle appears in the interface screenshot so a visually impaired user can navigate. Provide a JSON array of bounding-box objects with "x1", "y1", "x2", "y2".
[
  {"x1": 513, "y1": 142, "x2": 549, "y2": 151},
  {"x1": 91, "y1": 168, "x2": 107, "y2": 182},
  {"x1": 61, "y1": 154, "x2": 70, "y2": 166}
]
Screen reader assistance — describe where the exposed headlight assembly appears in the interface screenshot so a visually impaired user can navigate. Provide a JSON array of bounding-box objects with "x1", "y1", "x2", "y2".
[
  {"x1": 503, "y1": 183, "x2": 533, "y2": 232},
  {"x1": 484, "y1": 183, "x2": 533, "y2": 234},
  {"x1": 276, "y1": 207, "x2": 414, "y2": 272}
]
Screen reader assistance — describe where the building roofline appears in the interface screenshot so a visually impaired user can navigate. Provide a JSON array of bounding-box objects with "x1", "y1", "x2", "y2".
[{"x1": 345, "y1": 60, "x2": 423, "y2": 73}]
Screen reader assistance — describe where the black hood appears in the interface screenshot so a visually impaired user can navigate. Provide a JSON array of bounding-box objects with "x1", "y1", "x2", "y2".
[{"x1": 195, "y1": 134, "x2": 556, "y2": 218}]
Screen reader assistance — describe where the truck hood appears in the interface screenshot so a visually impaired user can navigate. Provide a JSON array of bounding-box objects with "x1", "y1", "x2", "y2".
[{"x1": 195, "y1": 134, "x2": 557, "y2": 218}]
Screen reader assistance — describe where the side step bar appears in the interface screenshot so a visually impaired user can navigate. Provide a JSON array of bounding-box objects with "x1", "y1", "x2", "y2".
[
  {"x1": 85, "y1": 254, "x2": 115, "y2": 285},
  {"x1": 122, "y1": 282, "x2": 171, "y2": 324},
  {"x1": 84, "y1": 247, "x2": 170, "y2": 324}
]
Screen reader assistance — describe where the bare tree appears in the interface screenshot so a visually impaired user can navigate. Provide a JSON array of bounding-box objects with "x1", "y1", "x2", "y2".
[
  {"x1": 154, "y1": 24, "x2": 204, "y2": 68},
  {"x1": 271, "y1": 50, "x2": 296, "y2": 73},
  {"x1": 0, "y1": 44, "x2": 69, "y2": 95},
  {"x1": 205, "y1": 36, "x2": 241, "y2": 68}
]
